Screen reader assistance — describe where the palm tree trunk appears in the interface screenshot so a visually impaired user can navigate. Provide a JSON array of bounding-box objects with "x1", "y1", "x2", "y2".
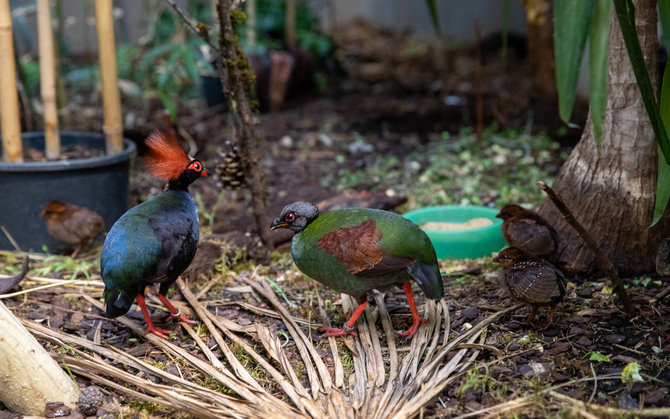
[{"x1": 539, "y1": 0, "x2": 669, "y2": 275}]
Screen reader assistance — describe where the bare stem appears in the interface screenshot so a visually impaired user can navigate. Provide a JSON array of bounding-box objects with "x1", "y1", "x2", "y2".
[
  {"x1": 163, "y1": 0, "x2": 273, "y2": 247},
  {"x1": 537, "y1": 180, "x2": 634, "y2": 315},
  {"x1": 215, "y1": 0, "x2": 272, "y2": 247},
  {"x1": 164, "y1": 0, "x2": 219, "y2": 52}
]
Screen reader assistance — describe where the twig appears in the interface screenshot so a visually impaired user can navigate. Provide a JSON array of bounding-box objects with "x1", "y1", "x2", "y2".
[
  {"x1": 214, "y1": 0, "x2": 273, "y2": 247},
  {"x1": 473, "y1": 18, "x2": 484, "y2": 142},
  {"x1": 587, "y1": 362, "x2": 597, "y2": 404},
  {"x1": 163, "y1": 0, "x2": 219, "y2": 52},
  {"x1": 0, "y1": 254, "x2": 29, "y2": 294},
  {"x1": 164, "y1": 0, "x2": 272, "y2": 247},
  {"x1": 550, "y1": 390, "x2": 670, "y2": 417},
  {"x1": 636, "y1": 305, "x2": 670, "y2": 340},
  {"x1": 1, "y1": 225, "x2": 22, "y2": 252},
  {"x1": 536, "y1": 180, "x2": 635, "y2": 315},
  {"x1": 650, "y1": 283, "x2": 670, "y2": 303},
  {"x1": 0, "y1": 278, "x2": 102, "y2": 299},
  {"x1": 451, "y1": 374, "x2": 621, "y2": 419},
  {"x1": 455, "y1": 342, "x2": 503, "y2": 359}
]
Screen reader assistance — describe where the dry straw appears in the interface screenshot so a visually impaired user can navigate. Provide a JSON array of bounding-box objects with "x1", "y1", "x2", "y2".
[
  {"x1": 14, "y1": 269, "x2": 512, "y2": 418},
  {"x1": 13, "y1": 268, "x2": 670, "y2": 417}
]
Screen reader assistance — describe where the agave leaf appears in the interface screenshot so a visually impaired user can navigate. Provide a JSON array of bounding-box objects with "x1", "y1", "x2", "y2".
[
  {"x1": 424, "y1": 0, "x2": 441, "y2": 37},
  {"x1": 554, "y1": 0, "x2": 596, "y2": 124},
  {"x1": 651, "y1": 62, "x2": 670, "y2": 226},
  {"x1": 588, "y1": 0, "x2": 611, "y2": 143},
  {"x1": 659, "y1": 0, "x2": 670, "y2": 50}
]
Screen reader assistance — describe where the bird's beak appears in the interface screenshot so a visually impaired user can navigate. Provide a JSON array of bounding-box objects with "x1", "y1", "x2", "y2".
[
  {"x1": 494, "y1": 213, "x2": 502, "y2": 219},
  {"x1": 39, "y1": 209, "x2": 47, "y2": 217},
  {"x1": 201, "y1": 170, "x2": 209, "y2": 177},
  {"x1": 270, "y1": 217, "x2": 287, "y2": 231},
  {"x1": 492, "y1": 256, "x2": 500, "y2": 263}
]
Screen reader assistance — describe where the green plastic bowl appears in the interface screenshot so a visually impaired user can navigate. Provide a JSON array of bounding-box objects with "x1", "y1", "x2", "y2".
[{"x1": 404, "y1": 205, "x2": 506, "y2": 259}]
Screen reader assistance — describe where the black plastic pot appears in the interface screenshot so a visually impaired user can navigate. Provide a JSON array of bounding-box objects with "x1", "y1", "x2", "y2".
[{"x1": 0, "y1": 132, "x2": 136, "y2": 253}]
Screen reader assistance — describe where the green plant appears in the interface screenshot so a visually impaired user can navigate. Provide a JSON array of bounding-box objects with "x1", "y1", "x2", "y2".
[
  {"x1": 195, "y1": 190, "x2": 226, "y2": 234},
  {"x1": 554, "y1": 0, "x2": 670, "y2": 224},
  {"x1": 117, "y1": 2, "x2": 213, "y2": 119},
  {"x1": 320, "y1": 128, "x2": 561, "y2": 210},
  {"x1": 237, "y1": 0, "x2": 333, "y2": 60},
  {"x1": 32, "y1": 255, "x2": 96, "y2": 281},
  {"x1": 265, "y1": 276, "x2": 296, "y2": 308},
  {"x1": 458, "y1": 365, "x2": 508, "y2": 401},
  {"x1": 621, "y1": 362, "x2": 643, "y2": 390},
  {"x1": 583, "y1": 350, "x2": 610, "y2": 363}
]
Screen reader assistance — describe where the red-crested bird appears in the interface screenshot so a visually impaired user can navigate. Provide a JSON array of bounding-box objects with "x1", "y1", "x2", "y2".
[
  {"x1": 100, "y1": 131, "x2": 208, "y2": 339},
  {"x1": 40, "y1": 201, "x2": 104, "y2": 258},
  {"x1": 496, "y1": 204, "x2": 559, "y2": 260},
  {"x1": 493, "y1": 247, "x2": 566, "y2": 329}
]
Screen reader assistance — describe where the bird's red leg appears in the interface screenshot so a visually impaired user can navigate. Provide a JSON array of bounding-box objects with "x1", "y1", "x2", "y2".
[
  {"x1": 136, "y1": 294, "x2": 173, "y2": 339},
  {"x1": 397, "y1": 282, "x2": 428, "y2": 338},
  {"x1": 526, "y1": 306, "x2": 538, "y2": 326},
  {"x1": 320, "y1": 301, "x2": 368, "y2": 338},
  {"x1": 158, "y1": 293, "x2": 197, "y2": 324},
  {"x1": 538, "y1": 305, "x2": 557, "y2": 330},
  {"x1": 70, "y1": 243, "x2": 82, "y2": 259}
]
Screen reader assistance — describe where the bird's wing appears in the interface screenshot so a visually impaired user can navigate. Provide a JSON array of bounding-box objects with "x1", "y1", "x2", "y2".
[
  {"x1": 317, "y1": 218, "x2": 415, "y2": 276},
  {"x1": 506, "y1": 220, "x2": 556, "y2": 253},
  {"x1": 64, "y1": 209, "x2": 104, "y2": 240},
  {"x1": 146, "y1": 214, "x2": 197, "y2": 283},
  {"x1": 508, "y1": 261, "x2": 565, "y2": 304}
]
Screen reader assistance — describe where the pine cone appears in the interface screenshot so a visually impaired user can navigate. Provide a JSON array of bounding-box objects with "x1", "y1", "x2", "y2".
[
  {"x1": 77, "y1": 386, "x2": 105, "y2": 416},
  {"x1": 217, "y1": 141, "x2": 246, "y2": 190}
]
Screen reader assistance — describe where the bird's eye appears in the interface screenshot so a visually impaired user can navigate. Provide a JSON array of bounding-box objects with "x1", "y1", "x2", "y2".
[
  {"x1": 192, "y1": 162, "x2": 202, "y2": 172},
  {"x1": 285, "y1": 212, "x2": 295, "y2": 222}
]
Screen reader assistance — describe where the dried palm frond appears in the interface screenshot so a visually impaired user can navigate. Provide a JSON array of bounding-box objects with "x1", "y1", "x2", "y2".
[{"x1": 21, "y1": 270, "x2": 514, "y2": 418}]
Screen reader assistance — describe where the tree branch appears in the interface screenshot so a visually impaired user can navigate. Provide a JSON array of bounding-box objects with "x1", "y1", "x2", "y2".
[
  {"x1": 536, "y1": 180, "x2": 634, "y2": 315},
  {"x1": 215, "y1": 0, "x2": 273, "y2": 247},
  {"x1": 164, "y1": 0, "x2": 219, "y2": 52},
  {"x1": 163, "y1": 0, "x2": 273, "y2": 247}
]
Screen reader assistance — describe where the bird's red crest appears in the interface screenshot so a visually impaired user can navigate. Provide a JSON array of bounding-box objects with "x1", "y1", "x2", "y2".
[{"x1": 145, "y1": 131, "x2": 191, "y2": 180}]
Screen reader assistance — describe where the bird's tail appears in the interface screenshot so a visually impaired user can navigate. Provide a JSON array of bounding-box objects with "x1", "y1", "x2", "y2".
[
  {"x1": 103, "y1": 288, "x2": 134, "y2": 318},
  {"x1": 408, "y1": 261, "x2": 444, "y2": 300}
]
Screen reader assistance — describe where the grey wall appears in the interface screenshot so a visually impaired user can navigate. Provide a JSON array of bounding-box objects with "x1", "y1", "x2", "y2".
[
  {"x1": 11, "y1": 0, "x2": 187, "y2": 56},
  {"x1": 312, "y1": 0, "x2": 527, "y2": 40},
  {"x1": 11, "y1": 0, "x2": 527, "y2": 57}
]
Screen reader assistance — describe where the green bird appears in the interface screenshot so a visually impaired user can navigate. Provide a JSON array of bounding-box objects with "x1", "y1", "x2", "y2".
[{"x1": 271, "y1": 201, "x2": 444, "y2": 338}]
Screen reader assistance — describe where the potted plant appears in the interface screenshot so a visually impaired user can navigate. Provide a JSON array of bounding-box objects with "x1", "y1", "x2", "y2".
[{"x1": 0, "y1": 0, "x2": 135, "y2": 253}]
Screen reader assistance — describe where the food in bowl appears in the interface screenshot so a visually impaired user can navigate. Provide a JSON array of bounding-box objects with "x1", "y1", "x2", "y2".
[{"x1": 421, "y1": 218, "x2": 493, "y2": 231}]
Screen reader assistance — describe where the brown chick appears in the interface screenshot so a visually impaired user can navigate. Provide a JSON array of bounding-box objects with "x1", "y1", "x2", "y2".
[
  {"x1": 656, "y1": 237, "x2": 670, "y2": 277},
  {"x1": 40, "y1": 201, "x2": 104, "y2": 258},
  {"x1": 496, "y1": 204, "x2": 559, "y2": 259},
  {"x1": 493, "y1": 247, "x2": 566, "y2": 329}
]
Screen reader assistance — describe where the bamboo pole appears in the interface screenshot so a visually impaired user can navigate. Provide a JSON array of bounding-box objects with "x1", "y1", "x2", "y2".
[
  {"x1": 0, "y1": 301, "x2": 80, "y2": 414},
  {"x1": 37, "y1": 0, "x2": 60, "y2": 159},
  {"x1": 285, "y1": 0, "x2": 295, "y2": 47},
  {"x1": 0, "y1": 0, "x2": 23, "y2": 162},
  {"x1": 95, "y1": 0, "x2": 123, "y2": 155},
  {"x1": 246, "y1": 0, "x2": 256, "y2": 49}
]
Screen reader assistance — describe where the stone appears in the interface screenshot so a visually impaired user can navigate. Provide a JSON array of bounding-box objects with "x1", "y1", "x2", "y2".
[
  {"x1": 462, "y1": 306, "x2": 479, "y2": 320},
  {"x1": 44, "y1": 402, "x2": 71, "y2": 417}
]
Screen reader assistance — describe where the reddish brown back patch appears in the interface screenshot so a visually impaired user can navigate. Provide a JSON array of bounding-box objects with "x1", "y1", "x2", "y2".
[{"x1": 318, "y1": 219, "x2": 383, "y2": 274}]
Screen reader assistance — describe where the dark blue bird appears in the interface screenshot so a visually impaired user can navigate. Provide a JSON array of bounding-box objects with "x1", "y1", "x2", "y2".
[{"x1": 100, "y1": 131, "x2": 208, "y2": 339}]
